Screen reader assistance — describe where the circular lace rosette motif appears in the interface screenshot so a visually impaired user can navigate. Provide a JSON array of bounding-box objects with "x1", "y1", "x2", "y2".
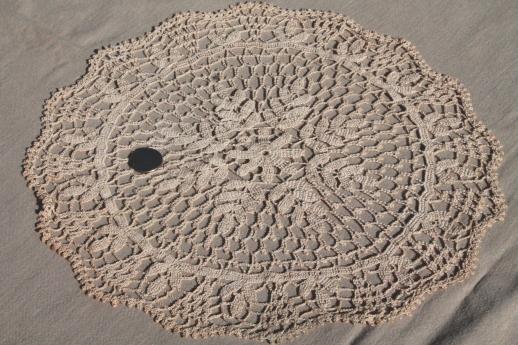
[{"x1": 24, "y1": 3, "x2": 505, "y2": 343}]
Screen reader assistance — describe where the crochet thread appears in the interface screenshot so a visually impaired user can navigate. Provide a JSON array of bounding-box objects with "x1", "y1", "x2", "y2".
[{"x1": 23, "y1": 3, "x2": 506, "y2": 343}]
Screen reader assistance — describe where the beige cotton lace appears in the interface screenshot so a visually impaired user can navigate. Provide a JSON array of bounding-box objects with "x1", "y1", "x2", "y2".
[{"x1": 23, "y1": 3, "x2": 506, "y2": 343}]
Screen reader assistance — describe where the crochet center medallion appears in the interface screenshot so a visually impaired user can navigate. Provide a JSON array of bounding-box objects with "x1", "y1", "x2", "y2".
[{"x1": 24, "y1": 3, "x2": 505, "y2": 343}]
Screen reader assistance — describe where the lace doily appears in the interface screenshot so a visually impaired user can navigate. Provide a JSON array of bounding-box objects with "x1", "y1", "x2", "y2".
[{"x1": 24, "y1": 3, "x2": 506, "y2": 343}]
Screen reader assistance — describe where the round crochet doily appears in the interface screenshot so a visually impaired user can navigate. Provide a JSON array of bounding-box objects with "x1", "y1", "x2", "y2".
[{"x1": 24, "y1": 3, "x2": 506, "y2": 343}]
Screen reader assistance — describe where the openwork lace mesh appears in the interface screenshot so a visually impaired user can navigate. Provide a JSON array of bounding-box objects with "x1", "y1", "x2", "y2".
[{"x1": 23, "y1": 3, "x2": 506, "y2": 343}]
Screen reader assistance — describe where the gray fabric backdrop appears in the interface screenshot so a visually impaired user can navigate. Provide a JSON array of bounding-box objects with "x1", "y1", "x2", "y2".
[{"x1": 1, "y1": 1, "x2": 517, "y2": 344}]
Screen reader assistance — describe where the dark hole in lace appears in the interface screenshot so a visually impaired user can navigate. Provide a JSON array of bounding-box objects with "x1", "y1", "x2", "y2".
[{"x1": 128, "y1": 147, "x2": 163, "y2": 172}]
